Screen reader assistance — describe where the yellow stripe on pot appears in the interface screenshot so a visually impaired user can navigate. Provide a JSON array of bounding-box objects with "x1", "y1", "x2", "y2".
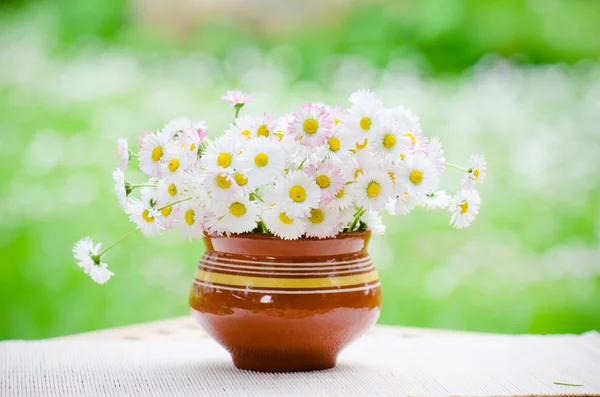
[{"x1": 194, "y1": 269, "x2": 379, "y2": 289}]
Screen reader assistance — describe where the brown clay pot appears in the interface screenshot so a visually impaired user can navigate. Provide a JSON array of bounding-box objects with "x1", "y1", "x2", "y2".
[{"x1": 189, "y1": 230, "x2": 382, "y2": 372}]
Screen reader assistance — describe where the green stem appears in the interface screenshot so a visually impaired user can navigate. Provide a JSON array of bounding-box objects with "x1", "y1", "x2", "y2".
[
  {"x1": 257, "y1": 220, "x2": 268, "y2": 234},
  {"x1": 250, "y1": 191, "x2": 265, "y2": 203},
  {"x1": 348, "y1": 207, "x2": 366, "y2": 231},
  {"x1": 156, "y1": 197, "x2": 191, "y2": 211},
  {"x1": 130, "y1": 183, "x2": 157, "y2": 189},
  {"x1": 96, "y1": 228, "x2": 140, "y2": 258},
  {"x1": 553, "y1": 382, "x2": 583, "y2": 387},
  {"x1": 234, "y1": 103, "x2": 243, "y2": 119},
  {"x1": 445, "y1": 162, "x2": 471, "y2": 173},
  {"x1": 129, "y1": 151, "x2": 139, "y2": 158},
  {"x1": 297, "y1": 158, "x2": 308, "y2": 170}
]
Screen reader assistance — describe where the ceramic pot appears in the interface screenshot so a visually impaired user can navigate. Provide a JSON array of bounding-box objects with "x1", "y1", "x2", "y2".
[{"x1": 189, "y1": 230, "x2": 381, "y2": 372}]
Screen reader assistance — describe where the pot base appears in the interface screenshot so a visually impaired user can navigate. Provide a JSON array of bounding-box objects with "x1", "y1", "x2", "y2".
[{"x1": 232, "y1": 351, "x2": 336, "y2": 372}]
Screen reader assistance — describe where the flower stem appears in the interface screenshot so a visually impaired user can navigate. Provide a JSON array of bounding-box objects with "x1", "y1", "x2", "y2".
[
  {"x1": 96, "y1": 228, "x2": 140, "y2": 257},
  {"x1": 553, "y1": 382, "x2": 583, "y2": 387},
  {"x1": 234, "y1": 103, "x2": 243, "y2": 119},
  {"x1": 445, "y1": 162, "x2": 470, "y2": 173},
  {"x1": 130, "y1": 183, "x2": 157, "y2": 189},
  {"x1": 348, "y1": 207, "x2": 366, "y2": 232},
  {"x1": 257, "y1": 220, "x2": 268, "y2": 233},
  {"x1": 156, "y1": 197, "x2": 191, "y2": 211}
]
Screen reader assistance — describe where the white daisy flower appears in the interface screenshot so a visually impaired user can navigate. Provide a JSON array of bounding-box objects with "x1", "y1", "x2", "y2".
[
  {"x1": 202, "y1": 135, "x2": 240, "y2": 170},
  {"x1": 464, "y1": 153, "x2": 487, "y2": 189},
  {"x1": 156, "y1": 201, "x2": 179, "y2": 230},
  {"x1": 383, "y1": 106, "x2": 426, "y2": 153},
  {"x1": 112, "y1": 168, "x2": 129, "y2": 209},
  {"x1": 203, "y1": 167, "x2": 239, "y2": 204},
  {"x1": 349, "y1": 169, "x2": 394, "y2": 211},
  {"x1": 221, "y1": 89, "x2": 255, "y2": 106},
  {"x1": 371, "y1": 120, "x2": 411, "y2": 165},
  {"x1": 343, "y1": 150, "x2": 378, "y2": 182},
  {"x1": 162, "y1": 117, "x2": 195, "y2": 141},
  {"x1": 304, "y1": 161, "x2": 344, "y2": 203},
  {"x1": 427, "y1": 137, "x2": 446, "y2": 175},
  {"x1": 139, "y1": 132, "x2": 168, "y2": 177},
  {"x1": 281, "y1": 134, "x2": 311, "y2": 169},
  {"x1": 328, "y1": 104, "x2": 347, "y2": 126},
  {"x1": 72, "y1": 237, "x2": 114, "y2": 284},
  {"x1": 313, "y1": 124, "x2": 354, "y2": 165},
  {"x1": 117, "y1": 138, "x2": 129, "y2": 171},
  {"x1": 224, "y1": 115, "x2": 255, "y2": 140},
  {"x1": 395, "y1": 153, "x2": 439, "y2": 199},
  {"x1": 210, "y1": 196, "x2": 260, "y2": 234},
  {"x1": 263, "y1": 206, "x2": 306, "y2": 240},
  {"x1": 386, "y1": 191, "x2": 418, "y2": 216},
  {"x1": 251, "y1": 113, "x2": 277, "y2": 139},
  {"x1": 156, "y1": 176, "x2": 185, "y2": 206},
  {"x1": 449, "y1": 189, "x2": 481, "y2": 229},
  {"x1": 161, "y1": 141, "x2": 193, "y2": 177},
  {"x1": 340, "y1": 206, "x2": 356, "y2": 228},
  {"x1": 127, "y1": 199, "x2": 164, "y2": 237},
  {"x1": 288, "y1": 103, "x2": 333, "y2": 147},
  {"x1": 175, "y1": 200, "x2": 206, "y2": 240},
  {"x1": 330, "y1": 183, "x2": 354, "y2": 210},
  {"x1": 304, "y1": 204, "x2": 342, "y2": 239},
  {"x1": 345, "y1": 89, "x2": 383, "y2": 147},
  {"x1": 361, "y1": 210, "x2": 386, "y2": 235},
  {"x1": 422, "y1": 190, "x2": 450, "y2": 209},
  {"x1": 237, "y1": 137, "x2": 286, "y2": 186},
  {"x1": 275, "y1": 170, "x2": 321, "y2": 217}
]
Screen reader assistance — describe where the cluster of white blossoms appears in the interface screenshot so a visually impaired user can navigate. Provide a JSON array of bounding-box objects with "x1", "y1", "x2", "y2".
[{"x1": 73, "y1": 89, "x2": 487, "y2": 283}]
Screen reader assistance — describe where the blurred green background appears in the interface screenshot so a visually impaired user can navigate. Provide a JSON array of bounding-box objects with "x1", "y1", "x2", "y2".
[{"x1": 1, "y1": 0, "x2": 599, "y2": 339}]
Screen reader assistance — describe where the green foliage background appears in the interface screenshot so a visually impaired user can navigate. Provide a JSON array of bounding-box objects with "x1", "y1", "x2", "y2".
[{"x1": 1, "y1": 0, "x2": 599, "y2": 339}]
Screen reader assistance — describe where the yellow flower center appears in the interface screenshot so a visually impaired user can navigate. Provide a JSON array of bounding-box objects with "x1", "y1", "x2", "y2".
[
  {"x1": 356, "y1": 138, "x2": 368, "y2": 150},
  {"x1": 289, "y1": 185, "x2": 307, "y2": 202},
  {"x1": 189, "y1": 143, "x2": 196, "y2": 152},
  {"x1": 404, "y1": 132, "x2": 417, "y2": 144},
  {"x1": 400, "y1": 153, "x2": 406, "y2": 160},
  {"x1": 168, "y1": 159, "x2": 180, "y2": 173},
  {"x1": 334, "y1": 118, "x2": 341, "y2": 125},
  {"x1": 359, "y1": 117, "x2": 371, "y2": 131},
  {"x1": 217, "y1": 152, "x2": 232, "y2": 168},
  {"x1": 328, "y1": 137, "x2": 341, "y2": 152},
  {"x1": 230, "y1": 202, "x2": 246, "y2": 217},
  {"x1": 366, "y1": 182, "x2": 381, "y2": 197},
  {"x1": 473, "y1": 169, "x2": 480, "y2": 180},
  {"x1": 459, "y1": 201, "x2": 469, "y2": 215},
  {"x1": 335, "y1": 187, "x2": 345, "y2": 199},
  {"x1": 234, "y1": 172, "x2": 248, "y2": 186},
  {"x1": 241, "y1": 129, "x2": 251, "y2": 137},
  {"x1": 161, "y1": 206, "x2": 172, "y2": 217},
  {"x1": 354, "y1": 168, "x2": 364, "y2": 178},
  {"x1": 383, "y1": 133, "x2": 396, "y2": 149},
  {"x1": 257, "y1": 125, "x2": 269, "y2": 137},
  {"x1": 409, "y1": 170, "x2": 423, "y2": 184},
  {"x1": 141, "y1": 209, "x2": 154, "y2": 223},
  {"x1": 388, "y1": 171, "x2": 396, "y2": 183},
  {"x1": 316, "y1": 174, "x2": 331, "y2": 188},
  {"x1": 216, "y1": 174, "x2": 232, "y2": 189},
  {"x1": 303, "y1": 119, "x2": 319, "y2": 134},
  {"x1": 254, "y1": 153, "x2": 269, "y2": 167},
  {"x1": 184, "y1": 209, "x2": 195, "y2": 225},
  {"x1": 279, "y1": 212, "x2": 294, "y2": 225},
  {"x1": 151, "y1": 146, "x2": 163, "y2": 162},
  {"x1": 168, "y1": 184, "x2": 177, "y2": 197},
  {"x1": 308, "y1": 208, "x2": 325, "y2": 224}
]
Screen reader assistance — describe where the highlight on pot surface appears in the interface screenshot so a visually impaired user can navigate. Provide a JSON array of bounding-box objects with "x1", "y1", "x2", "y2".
[{"x1": 71, "y1": 89, "x2": 487, "y2": 283}]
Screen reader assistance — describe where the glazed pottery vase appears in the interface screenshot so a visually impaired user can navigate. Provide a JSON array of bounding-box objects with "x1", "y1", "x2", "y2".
[{"x1": 189, "y1": 230, "x2": 382, "y2": 372}]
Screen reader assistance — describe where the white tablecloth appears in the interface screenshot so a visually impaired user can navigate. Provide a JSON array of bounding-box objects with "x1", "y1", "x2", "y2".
[{"x1": 2, "y1": 331, "x2": 599, "y2": 396}]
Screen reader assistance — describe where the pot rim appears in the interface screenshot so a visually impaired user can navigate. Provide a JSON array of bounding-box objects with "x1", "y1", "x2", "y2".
[{"x1": 205, "y1": 229, "x2": 371, "y2": 242}]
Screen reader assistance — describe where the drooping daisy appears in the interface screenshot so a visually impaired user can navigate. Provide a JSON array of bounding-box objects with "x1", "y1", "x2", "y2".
[
  {"x1": 463, "y1": 153, "x2": 487, "y2": 189},
  {"x1": 203, "y1": 167, "x2": 239, "y2": 204},
  {"x1": 349, "y1": 169, "x2": 394, "y2": 211},
  {"x1": 263, "y1": 205, "x2": 307, "y2": 240},
  {"x1": 202, "y1": 134, "x2": 240, "y2": 170},
  {"x1": 221, "y1": 89, "x2": 255, "y2": 106},
  {"x1": 395, "y1": 153, "x2": 439, "y2": 199},
  {"x1": 127, "y1": 199, "x2": 164, "y2": 237},
  {"x1": 371, "y1": 120, "x2": 411, "y2": 165},
  {"x1": 313, "y1": 124, "x2": 354, "y2": 165},
  {"x1": 422, "y1": 190, "x2": 450, "y2": 209},
  {"x1": 175, "y1": 200, "x2": 206, "y2": 240},
  {"x1": 304, "y1": 162, "x2": 344, "y2": 203},
  {"x1": 139, "y1": 132, "x2": 168, "y2": 177},
  {"x1": 236, "y1": 136, "x2": 286, "y2": 186},
  {"x1": 275, "y1": 170, "x2": 321, "y2": 217},
  {"x1": 112, "y1": 168, "x2": 129, "y2": 209},
  {"x1": 427, "y1": 137, "x2": 446, "y2": 175},
  {"x1": 448, "y1": 189, "x2": 481, "y2": 229},
  {"x1": 117, "y1": 138, "x2": 129, "y2": 171},
  {"x1": 211, "y1": 196, "x2": 260, "y2": 234},
  {"x1": 346, "y1": 89, "x2": 383, "y2": 148},
  {"x1": 304, "y1": 204, "x2": 342, "y2": 239},
  {"x1": 288, "y1": 103, "x2": 333, "y2": 147},
  {"x1": 361, "y1": 210, "x2": 386, "y2": 235},
  {"x1": 72, "y1": 237, "x2": 114, "y2": 284},
  {"x1": 386, "y1": 191, "x2": 418, "y2": 216}
]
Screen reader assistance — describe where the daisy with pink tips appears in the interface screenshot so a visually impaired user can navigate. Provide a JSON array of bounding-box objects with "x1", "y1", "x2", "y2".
[
  {"x1": 117, "y1": 138, "x2": 129, "y2": 171},
  {"x1": 304, "y1": 162, "x2": 344, "y2": 203},
  {"x1": 221, "y1": 89, "x2": 255, "y2": 107},
  {"x1": 288, "y1": 103, "x2": 333, "y2": 147}
]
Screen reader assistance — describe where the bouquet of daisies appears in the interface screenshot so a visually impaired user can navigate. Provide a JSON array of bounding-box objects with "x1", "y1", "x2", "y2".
[{"x1": 73, "y1": 89, "x2": 486, "y2": 284}]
